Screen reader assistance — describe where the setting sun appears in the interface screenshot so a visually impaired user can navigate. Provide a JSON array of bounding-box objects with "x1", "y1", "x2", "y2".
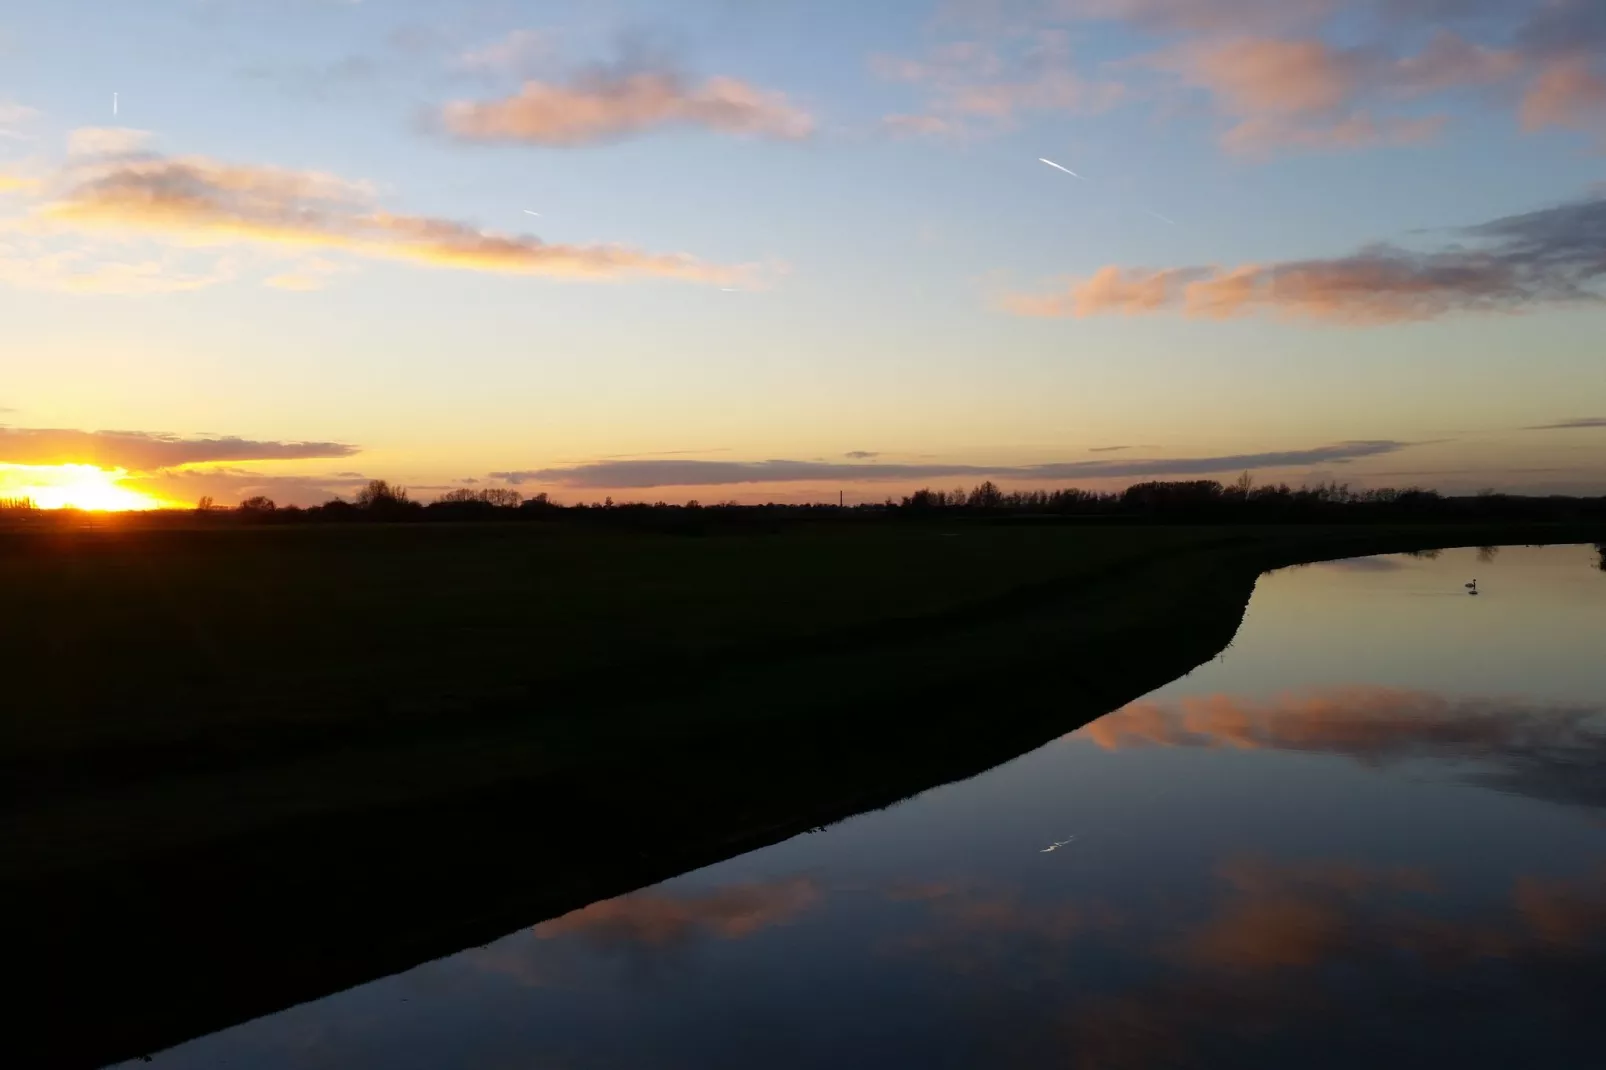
[{"x1": 0, "y1": 463, "x2": 167, "y2": 511}]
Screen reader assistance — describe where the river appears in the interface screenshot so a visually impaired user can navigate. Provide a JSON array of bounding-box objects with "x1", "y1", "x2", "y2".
[{"x1": 114, "y1": 543, "x2": 1606, "y2": 1069}]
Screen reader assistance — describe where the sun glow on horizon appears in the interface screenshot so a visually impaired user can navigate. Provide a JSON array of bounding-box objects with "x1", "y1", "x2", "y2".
[{"x1": 0, "y1": 463, "x2": 168, "y2": 511}]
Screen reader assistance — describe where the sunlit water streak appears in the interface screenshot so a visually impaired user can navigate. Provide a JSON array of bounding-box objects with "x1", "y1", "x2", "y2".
[{"x1": 113, "y1": 545, "x2": 1606, "y2": 1070}]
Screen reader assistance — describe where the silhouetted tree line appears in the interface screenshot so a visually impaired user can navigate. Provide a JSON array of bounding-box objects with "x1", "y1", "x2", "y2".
[
  {"x1": 895, "y1": 475, "x2": 1605, "y2": 525},
  {"x1": 193, "y1": 474, "x2": 1604, "y2": 529}
]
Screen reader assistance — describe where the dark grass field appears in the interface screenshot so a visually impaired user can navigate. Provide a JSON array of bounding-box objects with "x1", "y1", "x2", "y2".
[
  {"x1": 2, "y1": 519, "x2": 1211, "y2": 778},
  {"x1": 3, "y1": 516, "x2": 1601, "y2": 1068}
]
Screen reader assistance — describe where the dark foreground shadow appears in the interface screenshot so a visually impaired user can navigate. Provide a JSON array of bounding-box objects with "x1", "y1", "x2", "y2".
[{"x1": 5, "y1": 524, "x2": 1600, "y2": 1069}]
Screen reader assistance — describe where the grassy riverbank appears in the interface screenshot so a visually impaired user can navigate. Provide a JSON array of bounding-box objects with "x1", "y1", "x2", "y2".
[{"x1": 5, "y1": 519, "x2": 1600, "y2": 1068}]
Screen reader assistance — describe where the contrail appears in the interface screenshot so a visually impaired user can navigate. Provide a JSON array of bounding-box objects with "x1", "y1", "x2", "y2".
[
  {"x1": 1039, "y1": 157, "x2": 1083, "y2": 179},
  {"x1": 112, "y1": 92, "x2": 118, "y2": 116},
  {"x1": 523, "y1": 209, "x2": 541, "y2": 216},
  {"x1": 1145, "y1": 208, "x2": 1177, "y2": 225}
]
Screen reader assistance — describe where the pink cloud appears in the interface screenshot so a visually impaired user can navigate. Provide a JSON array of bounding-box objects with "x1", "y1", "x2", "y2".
[
  {"x1": 1521, "y1": 56, "x2": 1606, "y2": 132},
  {"x1": 23, "y1": 139, "x2": 745, "y2": 287},
  {"x1": 1392, "y1": 29, "x2": 1524, "y2": 96},
  {"x1": 1221, "y1": 112, "x2": 1447, "y2": 156},
  {"x1": 871, "y1": 30, "x2": 1122, "y2": 138},
  {"x1": 1002, "y1": 192, "x2": 1606, "y2": 325},
  {"x1": 439, "y1": 71, "x2": 814, "y2": 146}
]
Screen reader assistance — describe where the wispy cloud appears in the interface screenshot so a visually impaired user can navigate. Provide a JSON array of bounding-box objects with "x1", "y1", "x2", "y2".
[
  {"x1": 944, "y1": 0, "x2": 1605, "y2": 152},
  {"x1": 0, "y1": 100, "x2": 40, "y2": 140},
  {"x1": 870, "y1": 30, "x2": 1122, "y2": 138},
  {"x1": 437, "y1": 46, "x2": 814, "y2": 146},
  {"x1": 1136, "y1": 34, "x2": 1486, "y2": 155},
  {"x1": 0, "y1": 247, "x2": 238, "y2": 294},
  {"x1": 264, "y1": 255, "x2": 346, "y2": 291},
  {"x1": 1089, "y1": 445, "x2": 1131, "y2": 452},
  {"x1": 1088, "y1": 685, "x2": 1606, "y2": 811},
  {"x1": 453, "y1": 29, "x2": 553, "y2": 77},
  {"x1": 1522, "y1": 417, "x2": 1606, "y2": 430},
  {"x1": 1002, "y1": 192, "x2": 1606, "y2": 324},
  {"x1": 0, "y1": 173, "x2": 42, "y2": 193},
  {"x1": 0, "y1": 427, "x2": 358, "y2": 470},
  {"x1": 66, "y1": 126, "x2": 155, "y2": 158},
  {"x1": 1521, "y1": 56, "x2": 1606, "y2": 133},
  {"x1": 530, "y1": 877, "x2": 822, "y2": 949},
  {"x1": 126, "y1": 466, "x2": 374, "y2": 508},
  {"x1": 594, "y1": 447, "x2": 733, "y2": 460},
  {"x1": 845, "y1": 450, "x2": 881, "y2": 459},
  {"x1": 9, "y1": 132, "x2": 746, "y2": 288},
  {"x1": 492, "y1": 440, "x2": 1410, "y2": 488}
]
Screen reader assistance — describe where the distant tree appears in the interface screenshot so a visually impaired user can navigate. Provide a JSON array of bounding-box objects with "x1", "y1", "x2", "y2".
[
  {"x1": 433, "y1": 488, "x2": 483, "y2": 505},
  {"x1": 1231, "y1": 471, "x2": 1254, "y2": 498},
  {"x1": 0, "y1": 496, "x2": 36, "y2": 511},
  {"x1": 196, "y1": 496, "x2": 215, "y2": 512},
  {"x1": 967, "y1": 480, "x2": 1004, "y2": 510},
  {"x1": 1596, "y1": 543, "x2": 1606, "y2": 573},
  {"x1": 355, "y1": 480, "x2": 410, "y2": 508},
  {"x1": 481, "y1": 488, "x2": 522, "y2": 508},
  {"x1": 239, "y1": 496, "x2": 276, "y2": 514},
  {"x1": 518, "y1": 492, "x2": 557, "y2": 514}
]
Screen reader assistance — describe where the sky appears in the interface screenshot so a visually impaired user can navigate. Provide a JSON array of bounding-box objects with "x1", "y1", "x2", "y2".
[{"x1": 1, "y1": 0, "x2": 1603, "y2": 508}]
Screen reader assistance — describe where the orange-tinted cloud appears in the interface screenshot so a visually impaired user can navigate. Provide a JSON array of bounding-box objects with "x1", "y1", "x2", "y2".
[
  {"x1": 1048, "y1": 0, "x2": 1339, "y2": 34},
  {"x1": 1140, "y1": 34, "x2": 1483, "y2": 154},
  {"x1": 1041, "y1": 2, "x2": 1597, "y2": 153},
  {"x1": 1393, "y1": 29, "x2": 1525, "y2": 95},
  {"x1": 879, "y1": 877, "x2": 1122, "y2": 981},
  {"x1": 124, "y1": 466, "x2": 376, "y2": 508},
  {"x1": 530, "y1": 876, "x2": 821, "y2": 950},
  {"x1": 439, "y1": 70, "x2": 814, "y2": 145},
  {"x1": 1220, "y1": 112, "x2": 1446, "y2": 155},
  {"x1": 880, "y1": 113, "x2": 967, "y2": 139},
  {"x1": 1004, "y1": 191, "x2": 1606, "y2": 324},
  {"x1": 1086, "y1": 686, "x2": 1601, "y2": 760},
  {"x1": 870, "y1": 30, "x2": 1122, "y2": 137},
  {"x1": 1182, "y1": 857, "x2": 1438, "y2": 971},
  {"x1": 1082, "y1": 684, "x2": 1606, "y2": 812},
  {"x1": 0, "y1": 427, "x2": 358, "y2": 470},
  {"x1": 1066, "y1": 855, "x2": 1606, "y2": 1067},
  {"x1": 264, "y1": 255, "x2": 345, "y2": 291},
  {"x1": 21, "y1": 138, "x2": 743, "y2": 287},
  {"x1": 1153, "y1": 37, "x2": 1364, "y2": 117},
  {"x1": 0, "y1": 247, "x2": 236, "y2": 294},
  {"x1": 1521, "y1": 56, "x2": 1606, "y2": 133},
  {"x1": 65, "y1": 126, "x2": 154, "y2": 158},
  {"x1": 1514, "y1": 866, "x2": 1606, "y2": 949}
]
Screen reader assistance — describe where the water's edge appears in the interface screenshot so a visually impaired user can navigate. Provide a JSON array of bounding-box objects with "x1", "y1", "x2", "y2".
[{"x1": 8, "y1": 524, "x2": 1600, "y2": 1070}]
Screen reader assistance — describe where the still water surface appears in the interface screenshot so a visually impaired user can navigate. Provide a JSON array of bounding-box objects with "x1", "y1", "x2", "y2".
[{"x1": 120, "y1": 545, "x2": 1606, "y2": 1069}]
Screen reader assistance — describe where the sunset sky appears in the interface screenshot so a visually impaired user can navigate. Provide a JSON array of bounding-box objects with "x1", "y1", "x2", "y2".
[{"x1": 2, "y1": 0, "x2": 1602, "y2": 507}]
